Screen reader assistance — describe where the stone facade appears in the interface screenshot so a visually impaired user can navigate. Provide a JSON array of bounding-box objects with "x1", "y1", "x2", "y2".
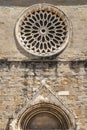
[{"x1": 0, "y1": 1, "x2": 87, "y2": 130}]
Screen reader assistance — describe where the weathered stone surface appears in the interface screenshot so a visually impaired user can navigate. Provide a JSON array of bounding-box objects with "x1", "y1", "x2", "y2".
[
  {"x1": 0, "y1": 60, "x2": 87, "y2": 129},
  {"x1": 0, "y1": 1, "x2": 87, "y2": 130},
  {"x1": 0, "y1": 3, "x2": 87, "y2": 60}
]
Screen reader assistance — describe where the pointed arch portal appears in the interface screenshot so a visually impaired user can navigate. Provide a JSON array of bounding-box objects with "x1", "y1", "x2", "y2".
[{"x1": 16, "y1": 103, "x2": 74, "y2": 130}]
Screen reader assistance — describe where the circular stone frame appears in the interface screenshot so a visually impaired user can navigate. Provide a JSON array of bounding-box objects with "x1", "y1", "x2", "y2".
[{"x1": 15, "y1": 3, "x2": 70, "y2": 57}]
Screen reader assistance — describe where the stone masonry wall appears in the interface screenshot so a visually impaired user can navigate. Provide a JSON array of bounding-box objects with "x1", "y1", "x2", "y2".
[
  {"x1": 0, "y1": 0, "x2": 87, "y2": 130},
  {"x1": 0, "y1": 60, "x2": 87, "y2": 130},
  {"x1": 0, "y1": 1, "x2": 87, "y2": 61}
]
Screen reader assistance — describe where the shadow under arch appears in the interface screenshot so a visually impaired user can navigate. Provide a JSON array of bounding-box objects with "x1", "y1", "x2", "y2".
[{"x1": 11, "y1": 103, "x2": 76, "y2": 130}]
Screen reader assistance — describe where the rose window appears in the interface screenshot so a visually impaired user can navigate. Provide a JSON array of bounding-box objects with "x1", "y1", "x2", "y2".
[{"x1": 15, "y1": 4, "x2": 70, "y2": 57}]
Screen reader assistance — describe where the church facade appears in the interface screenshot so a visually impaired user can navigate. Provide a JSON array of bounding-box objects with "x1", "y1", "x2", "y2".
[{"x1": 0, "y1": 1, "x2": 87, "y2": 130}]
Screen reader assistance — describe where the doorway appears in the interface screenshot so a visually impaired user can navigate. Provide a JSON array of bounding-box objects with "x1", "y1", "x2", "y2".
[{"x1": 18, "y1": 103, "x2": 73, "y2": 130}]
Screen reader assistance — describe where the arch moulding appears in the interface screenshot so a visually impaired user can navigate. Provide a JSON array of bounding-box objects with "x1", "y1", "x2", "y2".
[{"x1": 9, "y1": 101, "x2": 76, "y2": 130}]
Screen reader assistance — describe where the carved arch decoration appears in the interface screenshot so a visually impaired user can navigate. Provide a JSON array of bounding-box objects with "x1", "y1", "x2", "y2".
[{"x1": 10, "y1": 103, "x2": 76, "y2": 130}]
